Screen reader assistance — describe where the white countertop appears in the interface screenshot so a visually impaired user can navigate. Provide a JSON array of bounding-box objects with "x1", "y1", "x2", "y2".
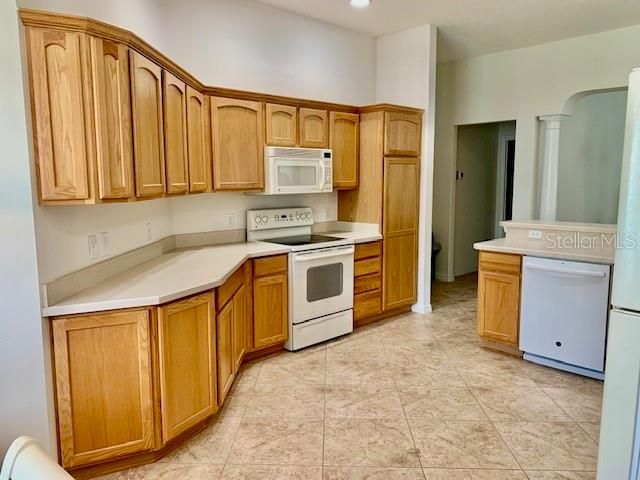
[
  {"x1": 44, "y1": 231, "x2": 381, "y2": 317},
  {"x1": 474, "y1": 238, "x2": 615, "y2": 265}
]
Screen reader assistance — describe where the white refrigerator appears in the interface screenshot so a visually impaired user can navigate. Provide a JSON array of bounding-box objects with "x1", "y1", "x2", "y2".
[{"x1": 597, "y1": 68, "x2": 640, "y2": 479}]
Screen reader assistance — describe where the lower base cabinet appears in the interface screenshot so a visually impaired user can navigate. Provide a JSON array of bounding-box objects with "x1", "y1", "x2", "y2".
[
  {"x1": 353, "y1": 241, "x2": 383, "y2": 323},
  {"x1": 252, "y1": 267, "x2": 288, "y2": 348},
  {"x1": 158, "y1": 293, "x2": 217, "y2": 443},
  {"x1": 52, "y1": 309, "x2": 155, "y2": 468},
  {"x1": 216, "y1": 300, "x2": 235, "y2": 405}
]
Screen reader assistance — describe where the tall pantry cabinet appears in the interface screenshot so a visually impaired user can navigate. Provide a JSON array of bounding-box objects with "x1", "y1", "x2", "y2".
[{"x1": 338, "y1": 106, "x2": 422, "y2": 315}]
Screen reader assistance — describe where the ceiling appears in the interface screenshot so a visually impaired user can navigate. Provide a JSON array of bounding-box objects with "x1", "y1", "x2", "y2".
[{"x1": 255, "y1": 0, "x2": 640, "y2": 62}]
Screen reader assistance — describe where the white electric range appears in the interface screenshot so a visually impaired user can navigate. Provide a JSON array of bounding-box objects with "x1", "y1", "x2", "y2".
[{"x1": 246, "y1": 207, "x2": 354, "y2": 351}]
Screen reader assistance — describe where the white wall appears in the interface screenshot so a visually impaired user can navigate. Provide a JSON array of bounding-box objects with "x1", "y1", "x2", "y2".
[
  {"x1": 453, "y1": 123, "x2": 499, "y2": 276},
  {"x1": 376, "y1": 25, "x2": 438, "y2": 313},
  {"x1": 16, "y1": 0, "x2": 377, "y2": 283},
  {"x1": 434, "y1": 25, "x2": 640, "y2": 281},
  {"x1": 0, "y1": 3, "x2": 54, "y2": 456},
  {"x1": 557, "y1": 89, "x2": 627, "y2": 224}
]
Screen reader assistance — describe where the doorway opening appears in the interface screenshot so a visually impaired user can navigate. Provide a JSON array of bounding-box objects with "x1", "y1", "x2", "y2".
[{"x1": 453, "y1": 121, "x2": 516, "y2": 278}]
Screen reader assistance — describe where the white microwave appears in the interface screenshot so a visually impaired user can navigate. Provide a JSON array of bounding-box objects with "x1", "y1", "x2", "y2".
[{"x1": 263, "y1": 146, "x2": 333, "y2": 195}]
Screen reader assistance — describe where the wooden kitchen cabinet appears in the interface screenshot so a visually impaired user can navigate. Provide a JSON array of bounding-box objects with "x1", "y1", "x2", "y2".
[
  {"x1": 265, "y1": 103, "x2": 297, "y2": 147},
  {"x1": 299, "y1": 108, "x2": 328, "y2": 148},
  {"x1": 330, "y1": 112, "x2": 359, "y2": 189},
  {"x1": 233, "y1": 284, "x2": 248, "y2": 371},
  {"x1": 186, "y1": 86, "x2": 212, "y2": 192},
  {"x1": 157, "y1": 293, "x2": 217, "y2": 443},
  {"x1": 384, "y1": 111, "x2": 422, "y2": 156},
  {"x1": 211, "y1": 97, "x2": 264, "y2": 191},
  {"x1": 26, "y1": 28, "x2": 92, "y2": 202},
  {"x1": 216, "y1": 300, "x2": 235, "y2": 405},
  {"x1": 383, "y1": 157, "x2": 419, "y2": 310},
  {"x1": 477, "y1": 251, "x2": 522, "y2": 349},
  {"x1": 130, "y1": 51, "x2": 165, "y2": 197},
  {"x1": 90, "y1": 38, "x2": 135, "y2": 200},
  {"x1": 162, "y1": 71, "x2": 189, "y2": 195},
  {"x1": 253, "y1": 256, "x2": 288, "y2": 348},
  {"x1": 353, "y1": 241, "x2": 383, "y2": 324},
  {"x1": 51, "y1": 309, "x2": 155, "y2": 468}
]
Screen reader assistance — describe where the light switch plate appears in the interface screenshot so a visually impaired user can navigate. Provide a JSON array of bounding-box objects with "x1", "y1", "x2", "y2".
[
  {"x1": 88, "y1": 235, "x2": 99, "y2": 259},
  {"x1": 146, "y1": 222, "x2": 153, "y2": 242},
  {"x1": 99, "y1": 232, "x2": 110, "y2": 257}
]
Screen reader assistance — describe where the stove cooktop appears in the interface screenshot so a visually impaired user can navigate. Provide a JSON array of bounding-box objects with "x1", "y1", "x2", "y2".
[{"x1": 262, "y1": 234, "x2": 343, "y2": 247}]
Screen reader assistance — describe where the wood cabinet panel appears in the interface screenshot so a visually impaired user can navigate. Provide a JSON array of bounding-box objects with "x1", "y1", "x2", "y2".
[
  {"x1": 330, "y1": 112, "x2": 359, "y2": 188},
  {"x1": 384, "y1": 112, "x2": 422, "y2": 156},
  {"x1": 130, "y1": 51, "x2": 165, "y2": 197},
  {"x1": 90, "y1": 38, "x2": 134, "y2": 200},
  {"x1": 211, "y1": 97, "x2": 264, "y2": 191},
  {"x1": 354, "y1": 273, "x2": 381, "y2": 295},
  {"x1": 253, "y1": 273, "x2": 288, "y2": 349},
  {"x1": 233, "y1": 284, "x2": 247, "y2": 371},
  {"x1": 354, "y1": 290, "x2": 382, "y2": 320},
  {"x1": 27, "y1": 28, "x2": 91, "y2": 201},
  {"x1": 216, "y1": 300, "x2": 234, "y2": 405},
  {"x1": 355, "y1": 257, "x2": 381, "y2": 277},
  {"x1": 52, "y1": 310, "x2": 154, "y2": 468},
  {"x1": 253, "y1": 254, "x2": 288, "y2": 277},
  {"x1": 158, "y1": 293, "x2": 217, "y2": 443},
  {"x1": 354, "y1": 240, "x2": 382, "y2": 261},
  {"x1": 265, "y1": 103, "x2": 297, "y2": 147},
  {"x1": 162, "y1": 71, "x2": 189, "y2": 194},
  {"x1": 186, "y1": 86, "x2": 211, "y2": 192},
  {"x1": 477, "y1": 252, "x2": 521, "y2": 346},
  {"x1": 383, "y1": 157, "x2": 419, "y2": 235},
  {"x1": 216, "y1": 266, "x2": 245, "y2": 311},
  {"x1": 383, "y1": 233, "x2": 417, "y2": 310},
  {"x1": 299, "y1": 108, "x2": 328, "y2": 148}
]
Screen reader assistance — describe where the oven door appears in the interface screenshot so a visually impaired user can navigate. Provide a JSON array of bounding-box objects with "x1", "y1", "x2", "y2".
[
  {"x1": 271, "y1": 158, "x2": 324, "y2": 194},
  {"x1": 290, "y1": 245, "x2": 354, "y2": 324}
]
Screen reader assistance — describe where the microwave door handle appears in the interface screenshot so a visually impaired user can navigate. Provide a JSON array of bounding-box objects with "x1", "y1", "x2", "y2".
[
  {"x1": 318, "y1": 163, "x2": 325, "y2": 189},
  {"x1": 294, "y1": 248, "x2": 354, "y2": 263}
]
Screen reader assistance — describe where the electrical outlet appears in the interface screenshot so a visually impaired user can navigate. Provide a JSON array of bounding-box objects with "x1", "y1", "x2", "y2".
[
  {"x1": 146, "y1": 222, "x2": 153, "y2": 242},
  {"x1": 88, "y1": 235, "x2": 99, "y2": 259},
  {"x1": 99, "y1": 232, "x2": 110, "y2": 257},
  {"x1": 528, "y1": 229, "x2": 543, "y2": 240},
  {"x1": 226, "y1": 214, "x2": 235, "y2": 227}
]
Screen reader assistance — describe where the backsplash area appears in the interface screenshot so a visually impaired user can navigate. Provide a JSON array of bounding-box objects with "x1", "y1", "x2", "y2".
[{"x1": 36, "y1": 192, "x2": 337, "y2": 283}]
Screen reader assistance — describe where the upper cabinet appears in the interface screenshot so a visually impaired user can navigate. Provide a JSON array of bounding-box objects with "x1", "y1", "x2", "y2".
[
  {"x1": 211, "y1": 97, "x2": 264, "y2": 191},
  {"x1": 384, "y1": 112, "x2": 422, "y2": 156},
  {"x1": 299, "y1": 108, "x2": 328, "y2": 148},
  {"x1": 130, "y1": 51, "x2": 165, "y2": 197},
  {"x1": 162, "y1": 71, "x2": 189, "y2": 195},
  {"x1": 265, "y1": 103, "x2": 297, "y2": 147},
  {"x1": 90, "y1": 38, "x2": 135, "y2": 200},
  {"x1": 26, "y1": 28, "x2": 91, "y2": 202},
  {"x1": 330, "y1": 112, "x2": 359, "y2": 189},
  {"x1": 186, "y1": 86, "x2": 212, "y2": 193}
]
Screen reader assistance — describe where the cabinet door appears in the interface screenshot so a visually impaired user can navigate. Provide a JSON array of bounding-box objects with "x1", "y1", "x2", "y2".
[
  {"x1": 162, "y1": 71, "x2": 189, "y2": 194},
  {"x1": 253, "y1": 273, "x2": 288, "y2": 349},
  {"x1": 90, "y1": 38, "x2": 134, "y2": 200},
  {"x1": 265, "y1": 103, "x2": 297, "y2": 147},
  {"x1": 330, "y1": 112, "x2": 359, "y2": 189},
  {"x1": 186, "y1": 86, "x2": 211, "y2": 192},
  {"x1": 27, "y1": 28, "x2": 91, "y2": 201},
  {"x1": 477, "y1": 270, "x2": 520, "y2": 345},
  {"x1": 233, "y1": 284, "x2": 247, "y2": 372},
  {"x1": 158, "y1": 293, "x2": 217, "y2": 443},
  {"x1": 216, "y1": 300, "x2": 235, "y2": 405},
  {"x1": 52, "y1": 310, "x2": 154, "y2": 468},
  {"x1": 383, "y1": 157, "x2": 419, "y2": 310},
  {"x1": 299, "y1": 108, "x2": 328, "y2": 148},
  {"x1": 130, "y1": 51, "x2": 165, "y2": 197},
  {"x1": 211, "y1": 97, "x2": 264, "y2": 190},
  {"x1": 384, "y1": 112, "x2": 422, "y2": 156}
]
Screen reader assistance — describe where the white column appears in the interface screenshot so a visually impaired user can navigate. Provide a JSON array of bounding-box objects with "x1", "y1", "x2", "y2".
[{"x1": 538, "y1": 114, "x2": 569, "y2": 221}]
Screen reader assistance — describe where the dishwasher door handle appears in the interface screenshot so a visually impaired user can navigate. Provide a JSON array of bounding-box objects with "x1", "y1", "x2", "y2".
[{"x1": 525, "y1": 264, "x2": 607, "y2": 278}]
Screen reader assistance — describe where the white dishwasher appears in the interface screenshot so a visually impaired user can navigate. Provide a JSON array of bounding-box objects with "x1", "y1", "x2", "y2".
[{"x1": 520, "y1": 256, "x2": 611, "y2": 379}]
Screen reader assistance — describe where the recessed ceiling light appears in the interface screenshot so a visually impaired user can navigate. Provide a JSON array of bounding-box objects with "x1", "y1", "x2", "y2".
[{"x1": 350, "y1": 0, "x2": 371, "y2": 8}]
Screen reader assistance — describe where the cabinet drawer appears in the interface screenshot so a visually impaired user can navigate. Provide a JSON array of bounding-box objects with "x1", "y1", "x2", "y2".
[
  {"x1": 354, "y1": 290, "x2": 382, "y2": 320},
  {"x1": 479, "y1": 251, "x2": 522, "y2": 275},
  {"x1": 217, "y1": 264, "x2": 245, "y2": 310},
  {"x1": 354, "y1": 241, "x2": 382, "y2": 261},
  {"x1": 355, "y1": 257, "x2": 381, "y2": 277},
  {"x1": 354, "y1": 273, "x2": 381, "y2": 295},
  {"x1": 253, "y1": 255, "x2": 288, "y2": 277}
]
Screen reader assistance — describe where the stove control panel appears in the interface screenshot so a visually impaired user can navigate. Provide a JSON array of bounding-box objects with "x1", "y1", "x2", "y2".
[{"x1": 247, "y1": 207, "x2": 314, "y2": 231}]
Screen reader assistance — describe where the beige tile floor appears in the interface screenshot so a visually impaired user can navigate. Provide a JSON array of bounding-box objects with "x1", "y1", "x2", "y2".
[{"x1": 96, "y1": 274, "x2": 603, "y2": 480}]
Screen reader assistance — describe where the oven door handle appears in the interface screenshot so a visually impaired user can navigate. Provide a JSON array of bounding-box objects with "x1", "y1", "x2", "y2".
[{"x1": 293, "y1": 246, "x2": 354, "y2": 262}]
